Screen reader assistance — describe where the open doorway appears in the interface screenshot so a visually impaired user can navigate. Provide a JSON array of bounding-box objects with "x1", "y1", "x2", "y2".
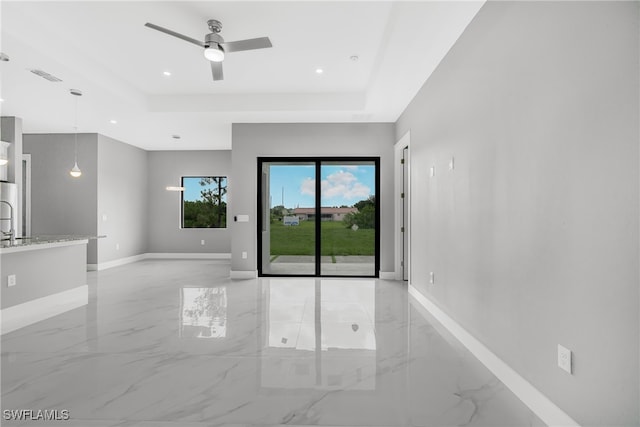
[{"x1": 258, "y1": 157, "x2": 380, "y2": 277}]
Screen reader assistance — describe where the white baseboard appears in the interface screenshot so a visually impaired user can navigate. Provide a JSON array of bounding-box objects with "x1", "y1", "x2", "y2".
[
  {"x1": 88, "y1": 253, "x2": 231, "y2": 271},
  {"x1": 87, "y1": 254, "x2": 147, "y2": 271},
  {"x1": 1, "y1": 285, "x2": 88, "y2": 335},
  {"x1": 230, "y1": 270, "x2": 258, "y2": 280},
  {"x1": 379, "y1": 271, "x2": 397, "y2": 280},
  {"x1": 408, "y1": 285, "x2": 579, "y2": 427}
]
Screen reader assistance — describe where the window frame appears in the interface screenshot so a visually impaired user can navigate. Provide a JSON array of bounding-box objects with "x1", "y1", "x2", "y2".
[{"x1": 180, "y1": 175, "x2": 228, "y2": 229}]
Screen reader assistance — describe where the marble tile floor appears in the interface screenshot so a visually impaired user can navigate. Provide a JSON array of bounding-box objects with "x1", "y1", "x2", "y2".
[
  {"x1": 1, "y1": 260, "x2": 544, "y2": 427},
  {"x1": 264, "y1": 256, "x2": 375, "y2": 276}
]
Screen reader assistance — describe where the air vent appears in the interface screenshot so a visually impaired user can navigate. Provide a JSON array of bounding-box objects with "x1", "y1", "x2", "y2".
[{"x1": 29, "y1": 69, "x2": 63, "y2": 82}]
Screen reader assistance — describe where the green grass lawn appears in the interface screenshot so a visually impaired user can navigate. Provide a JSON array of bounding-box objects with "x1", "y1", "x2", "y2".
[{"x1": 269, "y1": 220, "x2": 375, "y2": 256}]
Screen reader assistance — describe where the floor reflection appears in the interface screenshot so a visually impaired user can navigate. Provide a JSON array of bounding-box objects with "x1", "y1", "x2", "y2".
[
  {"x1": 261, "y1": 279, "x2": 377, "y2": 390},
  {"x1": 1, "y1": 260, "x2": 544, "y2": 426},
  {"x1": 180, "y1": 287, "x2": 227, "y2": 339}
]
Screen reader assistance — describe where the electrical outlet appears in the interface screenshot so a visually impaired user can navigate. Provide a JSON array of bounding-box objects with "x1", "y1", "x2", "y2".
[
  {"x1": 242, "y1": 251, "x2": 248, "y2": 259},
  {"x1": 200, "y1": 239, "x2": 205, "y2": 246},
  {"x1": 7, "y1": 274, "x2": 16, "y2": 287},
  {"x1": 429, "y1": 272, "x2": 435, "y2": 284},
  {"x1": 558, "y1": 344, "x2": 572, "y2": 374}
]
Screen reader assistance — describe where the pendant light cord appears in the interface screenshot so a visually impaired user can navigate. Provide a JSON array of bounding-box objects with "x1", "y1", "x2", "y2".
[{"x1": 73, "y1": 94, "x2": 79, "y2": 163}]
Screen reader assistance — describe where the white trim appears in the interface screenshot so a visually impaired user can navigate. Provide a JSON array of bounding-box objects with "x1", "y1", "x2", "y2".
[
  {"x1": 22, "y1": 153, "x2": 32, "y2": 237},
  {"x1": 87, "y1": 253, "x2": 147, "y2": 271},
  {"x1": 145, "y1": 252, "x2": 231, "y2": 260},
  {"x1": 394, "y1": 131, "x2": 411, "y2": 282},
  {"x1": 1, "y1": 285, "x2": 88, "y2": 335},
  {"x1": 379, "y1": 271, "x2": 396, "y2": 280},
  {"x1": 408, "y1": 285, "x2": 580, "y2": 427},
  {"x1": 0, "y1": 239, "x2": 88, "y2": 255},
  {"x1": 230, "y1": 270, "x2": 257, "y2": 279}
]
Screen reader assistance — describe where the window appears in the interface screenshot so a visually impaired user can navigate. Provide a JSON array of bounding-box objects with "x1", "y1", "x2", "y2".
[{"x1": 181, "y1": 176, "x2": 227, "y2": 228}]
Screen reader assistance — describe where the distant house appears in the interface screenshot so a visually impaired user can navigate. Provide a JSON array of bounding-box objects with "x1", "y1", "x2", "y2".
[{"x1": 293, "y1": 207, "x2": 358, "y2": 222}]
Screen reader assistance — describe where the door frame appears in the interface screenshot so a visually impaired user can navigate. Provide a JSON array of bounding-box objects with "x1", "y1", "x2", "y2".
[
  {"x1": 257, "y1": 156, "x2": 380, "y2": 278},
  {"x1": 394, "y1": 131, "x2": 411, "y2": 282},
  {"x1": 22, "y1": 153, "x2": 31, "y2": 237}
]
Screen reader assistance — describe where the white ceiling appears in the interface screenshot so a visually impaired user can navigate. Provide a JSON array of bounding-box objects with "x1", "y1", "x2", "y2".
[{"x1": 0, "y1": 1, "x2": 484, "y2": 150}]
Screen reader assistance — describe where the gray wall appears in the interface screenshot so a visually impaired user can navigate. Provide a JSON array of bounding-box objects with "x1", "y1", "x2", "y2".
[
  {"x1": 147, "y1": 150, "x2": 231, "y2": 254},
  {"x1": 97, "y1": 134, "x2": 148, "y2": 263},
  {"x1": 23, "y1": 133, "x2": 99, "y2": 263},
  {"x1": 231, "y1": 123, "x2": 395, "y2": 274},
  {"x1": 395, "y1": 2, "x2": 639, "y2": 425}
]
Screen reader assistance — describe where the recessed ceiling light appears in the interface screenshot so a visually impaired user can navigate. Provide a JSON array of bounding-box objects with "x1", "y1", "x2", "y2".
[
  {"x1": 172, "y1": 134, "x2": 181, "y2": 140},
  {"x1": 110, "y1": 119, "x2": 117, "y2": 124},
  {"x1": 163, "y1": 71, "x2": 172, "y2": 76},
  {"x1": 315, "y1": 68, "x2": 324, "y2": 74}
]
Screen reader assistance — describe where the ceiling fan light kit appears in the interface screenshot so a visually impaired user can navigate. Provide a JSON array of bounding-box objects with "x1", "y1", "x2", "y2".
[
  {"x1": 145, "y1": 18, "x2": 272, "y2": 81},
  {"x1": 204, "y1": 46, "x2": 225, "y2": 62}
]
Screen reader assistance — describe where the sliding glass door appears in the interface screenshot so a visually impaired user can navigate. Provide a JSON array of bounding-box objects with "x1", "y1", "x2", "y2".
[
  {"x1": 258, "y1": 158, "x2": 379, "y2": 277},
  {"x1": 259, "y1": 161, "x2": 317, "y2": 275}
]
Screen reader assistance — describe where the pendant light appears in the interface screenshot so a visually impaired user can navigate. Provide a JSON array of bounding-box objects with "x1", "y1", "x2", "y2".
[{"x1": 69, "y1": 88, "x2": 82, "y2": 178}]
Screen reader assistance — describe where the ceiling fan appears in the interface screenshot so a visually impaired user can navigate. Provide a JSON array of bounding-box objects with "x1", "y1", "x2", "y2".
[{"x1": 144, "y1": 19, "x2": 272, "y2": 81}]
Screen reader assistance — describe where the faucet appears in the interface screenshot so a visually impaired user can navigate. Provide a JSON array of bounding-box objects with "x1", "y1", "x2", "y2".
[{"x1": 0, "y1": 200, "x2": 15, "y2": 243}]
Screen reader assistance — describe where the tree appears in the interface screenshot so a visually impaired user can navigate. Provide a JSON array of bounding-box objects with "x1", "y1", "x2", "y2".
[
  {"x1": 198, "y1": 177, "x2": 227, "y2": 228},
  {"x1": 354, "y1": 195, "x2": 375, "y2": 211},
  {"x1": 343, "y1": 195, "x2": 375, "y2": 229},
  {"x1": 270, "y1": 205, "x2": 288, "y2": 223}
]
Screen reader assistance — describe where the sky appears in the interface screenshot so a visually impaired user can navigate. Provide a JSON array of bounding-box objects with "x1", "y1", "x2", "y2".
[
  {"x1": 268, "y1": 164, "x2": 375, "y2": 208},
  {"x1": 182, "y1": 177, "x2": 227, "y2": 202}
]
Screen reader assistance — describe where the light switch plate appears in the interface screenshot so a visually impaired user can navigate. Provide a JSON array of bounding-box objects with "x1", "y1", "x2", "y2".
[{"x1": 7, "y1": 274, "x2": 16, "y2": 287}]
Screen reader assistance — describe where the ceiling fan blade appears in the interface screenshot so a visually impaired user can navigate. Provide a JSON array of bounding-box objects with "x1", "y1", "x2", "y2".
[
  {"x1": 211, "y1": 61, "x2": 224, "y2": 81},
  {"x1": 220, "y1": 37, "x2": 272, "y2": 53},
  {"x1": 144, "y1": 23, "x2": 204, "y2": 48}
]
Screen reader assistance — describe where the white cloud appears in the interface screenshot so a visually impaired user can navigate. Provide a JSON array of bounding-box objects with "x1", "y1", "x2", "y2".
[
  {"x1": 300, "y1": 170, "x2": 370, "y2": 201},
  {"x1": 300, "y1": 177, "x2": 315, "y2": 196}
]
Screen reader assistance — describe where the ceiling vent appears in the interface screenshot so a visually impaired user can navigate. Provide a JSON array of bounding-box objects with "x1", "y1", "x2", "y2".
[{"x1": 29, "y1": 69, "x2": 63, "y2": 82}]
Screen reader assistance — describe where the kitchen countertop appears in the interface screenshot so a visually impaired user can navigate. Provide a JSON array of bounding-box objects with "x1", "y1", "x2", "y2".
[{"x1": 0, "y1": 235, "x2": 105, "y2": 254}]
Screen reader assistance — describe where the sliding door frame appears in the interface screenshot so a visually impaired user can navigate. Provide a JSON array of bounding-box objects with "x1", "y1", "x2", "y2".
[{"x1": 257, "y1": 157, "x2": 380, "y2": 278}]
